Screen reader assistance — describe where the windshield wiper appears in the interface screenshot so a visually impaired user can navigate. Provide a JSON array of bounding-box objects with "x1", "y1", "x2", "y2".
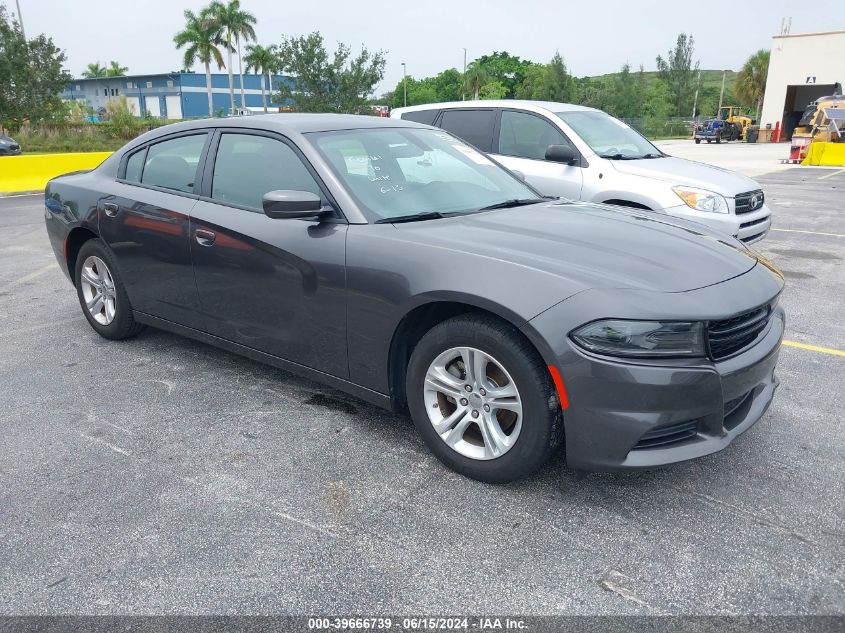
[
  {"x1": 641, "y1": 153, "x2": 665, "y2": 159},
  {"x1": 598, "y1": 153, "x2": 640, "y2": 160},
  {"x1": 478, "y1": 198, "x2": 547, "y2": 211},
  {"x1": 374, "y1": 211, "x2": 447, "y2": 224}
]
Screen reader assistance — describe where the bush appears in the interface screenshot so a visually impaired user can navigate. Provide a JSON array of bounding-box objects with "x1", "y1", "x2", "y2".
[{"x1": 104, "y1": 97, "x2": 141, "y2": 139}]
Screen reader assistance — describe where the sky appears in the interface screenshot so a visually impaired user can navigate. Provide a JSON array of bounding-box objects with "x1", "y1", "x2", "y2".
[{"x1": 11, "y1": 0, "x2": 844, "y2": 94}]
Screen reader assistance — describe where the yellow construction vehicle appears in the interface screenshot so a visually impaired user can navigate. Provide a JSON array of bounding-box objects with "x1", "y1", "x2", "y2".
[
  {"x1": 718, "y1": 106, "x2": 754, "y2": 141},
  {"x1": 789, "y1": 85, "x2": 845, "y2": 162}
]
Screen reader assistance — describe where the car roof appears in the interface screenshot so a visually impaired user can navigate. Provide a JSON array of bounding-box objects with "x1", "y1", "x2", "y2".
[
  {"x1": 392, "y1": 100, "x2": 601, "y2": 117},
  {"x1": 142, "y1": 113, "x2": 428, "y2": 138}
]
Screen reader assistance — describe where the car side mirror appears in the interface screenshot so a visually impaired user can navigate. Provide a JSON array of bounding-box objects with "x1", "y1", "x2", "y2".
[
  {"x1": 545, "y1": 144, "x2": 577, "y2": 165},
  {"x1": 262, "y1": 190, "x2": 325, "y2": 219}
]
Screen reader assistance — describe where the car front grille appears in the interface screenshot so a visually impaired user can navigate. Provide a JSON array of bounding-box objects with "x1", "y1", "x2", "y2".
[
  {"x1": 707, "y1": 304, "x2": 772, "y2": 360},
  {"x1": 735, "y1": 189, "x2": 764, "y2": 214},
  {"x1": 632, "y1": 420, "x2": 699, "y2": 450}
]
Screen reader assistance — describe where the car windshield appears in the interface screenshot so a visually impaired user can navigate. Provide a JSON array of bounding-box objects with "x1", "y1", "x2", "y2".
[
  {"x1": 556, "y1": 111, "x2": 662, "y2": 159},
  {"x1": 309, "y1": 127, "x2": 541, "y2": 222}
]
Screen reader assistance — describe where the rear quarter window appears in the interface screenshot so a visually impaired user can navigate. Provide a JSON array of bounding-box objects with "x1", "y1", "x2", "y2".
[{"x1": 400, "y1": 109, "x2": 439, "y2": 125}]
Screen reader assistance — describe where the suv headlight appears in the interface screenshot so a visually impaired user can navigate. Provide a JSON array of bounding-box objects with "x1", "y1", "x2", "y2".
[
  {"x1": 571, "y1": 319, "x2": 706, "y2": 358},
  {"x1": 672, "y1": 186, "x2": 728, "y2": 214}
]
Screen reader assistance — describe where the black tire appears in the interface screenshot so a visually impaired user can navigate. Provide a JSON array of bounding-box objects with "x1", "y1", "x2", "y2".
[
  {"x1": 74, "y1": 238, "x2": 144, "y2": 340},
  {"x1": 406, "y1": 314, "x2": 564, "y2": 483},
  {"x1": 694, "y1": 139, "x2": 701, "y2": 144}
]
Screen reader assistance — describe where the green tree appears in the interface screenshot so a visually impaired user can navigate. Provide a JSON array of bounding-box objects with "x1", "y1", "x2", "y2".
[
  {"x1": 735, "y1": 49, "x2": 770, "y2": 118},
  {"x1": 0, "y1": 6, "x2": 72, "y2": 130},
  {"x1": 207, "y1": 0, "x2": 256, "y2": 113},
  {"x1": 244, "y1": 43, "x2": 277, "y2": 111},
  {"x1": 431, "y1": 68, "x2": 462, "y2": 102},
  {"x1": 478, "y1": 80, "x2": 507, "y2": 100},
  {"x1": 515, "y1": 52, "x2": 572, "y2": 102},
  {"x1": 472, "y1": 51, "x2": 536, "y2": 98},
  {"x1": 82, "y1": 62, "x2": 107, "y2": 78},
  {"x1": 174, "y1": 8, "x2": 226, "y2": 117},
  {"x1": 656, "y1": 33, "x2": 699, "y2": 115},
  {"x1": 105, "y1": 60, "x2": 128, "y2": 77},
  {"x1": 275, "y1": 31, "x2": 386, "y2": 113},
  {"x1": 464, "y1": 61, "x2": 490, "y2": 100}
]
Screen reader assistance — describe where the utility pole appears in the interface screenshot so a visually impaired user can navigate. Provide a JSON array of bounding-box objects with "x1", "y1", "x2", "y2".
[
  {"x1": 462, "y1": 48, "x2": 467, "y2": 101},
  {"x1": 401, "y1": 62, "x2": 407, "y2": 108},
  {"x1": 691, "y1": 69, "x2": 702, "y2": 120},
  {"x1": 717, "y1": 70, "x2": 726, "y2": 115},
  {"x1": 15, "y1": 0, "x2": 25, "y2": 39}
]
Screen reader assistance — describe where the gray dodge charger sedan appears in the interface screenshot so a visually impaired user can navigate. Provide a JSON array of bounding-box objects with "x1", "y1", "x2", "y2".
[{"x1": 44, "y1": 114, "x2": 785, "y2": 483}]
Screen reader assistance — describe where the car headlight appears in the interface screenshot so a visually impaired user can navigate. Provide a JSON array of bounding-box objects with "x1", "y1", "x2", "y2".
[
  {"x1": 672, "y1": 186, "x2": 728, "y2": 214},
  {"x1": 570, "y1": 319, "x2": 706, "y2": 358}
]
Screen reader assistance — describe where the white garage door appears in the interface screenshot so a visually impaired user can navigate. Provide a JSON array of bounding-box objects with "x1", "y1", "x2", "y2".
[
  {"x1": 125, "y1": 97, "x2": 140, "y2": 116},
  {"x1": 145, "y1": 97, "x2": 161, "y2": 117},
  {"x1": 165, "y1": 95, "x2": 182, "y2": 120}
]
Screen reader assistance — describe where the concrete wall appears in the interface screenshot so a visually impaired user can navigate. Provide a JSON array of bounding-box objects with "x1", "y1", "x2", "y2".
[{"x1": 760, "y1": 30, "x2": 845, "y2": 129}]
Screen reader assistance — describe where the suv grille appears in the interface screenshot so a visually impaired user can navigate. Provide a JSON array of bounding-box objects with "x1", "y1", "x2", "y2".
[
  {"x1": 735, "y1": 190, "x2": 764, "y2": 214},
  {"x1": 708, "y1": 305, "x2": 772, "y2": 360}
]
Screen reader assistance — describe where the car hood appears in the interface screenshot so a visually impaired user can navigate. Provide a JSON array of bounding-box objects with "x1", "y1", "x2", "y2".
[
  {"x1": 392, "y1": 202, "x2": 758, "y2": 293},
  {"x1": 609, "y1": 156, "x2": 760, "y2": 196}
]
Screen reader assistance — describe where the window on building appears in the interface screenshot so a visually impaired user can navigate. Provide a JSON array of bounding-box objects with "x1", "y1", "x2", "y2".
[
  {"x1": 146, "y1": 81, "x2": 153, "y2": 89},
  {"x1": 126, "y1": 82, "x2": 133, "y2": 89},
  {"x1": 141, "y1": 134, "x2": 208, "y2": 193},
  {"x1": 75, "y1": 85, "x2": 81, "y2": 91},
  {"x1": 211, "y1": 133, "x2": 321, "y2": 210},
  {"x1": 167, "y1": 80, "x2": 174, "y2": 88}
]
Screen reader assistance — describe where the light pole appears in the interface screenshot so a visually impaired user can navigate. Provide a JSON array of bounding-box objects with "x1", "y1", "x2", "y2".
[
  {"x1": 14, "y1": 0, "x2": 25, "y2": 39},
  {"x1": 401, "y1": 62, "x2": 407, "y2": 107},
  {"x1": 462, "y1": 48, "x2": 467, "y2": 100}
]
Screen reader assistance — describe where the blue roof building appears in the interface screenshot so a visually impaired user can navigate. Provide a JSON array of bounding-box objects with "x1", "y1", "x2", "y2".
[{"x1": 62, "y1": 72, "x2": 296, "y2": 119}]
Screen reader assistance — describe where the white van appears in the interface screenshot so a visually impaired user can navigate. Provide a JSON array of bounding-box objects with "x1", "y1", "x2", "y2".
[{"x1": 391, "y1": 100, "x2": 771, "y2": 243}]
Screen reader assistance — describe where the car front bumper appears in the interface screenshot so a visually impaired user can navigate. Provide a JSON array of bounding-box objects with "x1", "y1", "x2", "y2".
[
  {"x1": 662, "y1": 203, "x2": 771, "y2": 243},
  {"x1": 524, "y1": 263, "x2": 785, "y2": 471}
]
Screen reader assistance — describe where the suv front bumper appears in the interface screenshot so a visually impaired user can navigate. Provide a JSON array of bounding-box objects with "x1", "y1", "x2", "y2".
[{"x1": 663, "y1": 203, "x2": 772, "y2": 243}]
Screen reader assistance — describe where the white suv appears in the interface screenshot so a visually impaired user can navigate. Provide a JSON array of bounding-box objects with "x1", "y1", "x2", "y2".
[{"x1": 391, "y1": 100, "x2": 771, "y2": 243}]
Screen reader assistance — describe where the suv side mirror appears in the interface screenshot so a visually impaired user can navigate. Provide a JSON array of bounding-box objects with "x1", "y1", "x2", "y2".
[
  {"x1": 545, "y1": 144, "x2": 577, "y2": 165},
  {"x1": 262, "y1": 190, "x2": 325, "y2": 219}
]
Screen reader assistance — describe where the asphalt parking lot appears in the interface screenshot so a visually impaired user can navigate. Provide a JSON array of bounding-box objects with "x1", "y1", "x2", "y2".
[{"x1": 0, "y1": 166, "x2": 843, "y2": 616}]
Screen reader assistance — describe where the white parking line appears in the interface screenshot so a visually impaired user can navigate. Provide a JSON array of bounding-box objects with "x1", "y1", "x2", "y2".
[
  {"x1": 771, "y1": 228, "x2": 845, "y2": 238},
  {"x1": 818, "y1": 168, "x2": 845, "y2": 180}
]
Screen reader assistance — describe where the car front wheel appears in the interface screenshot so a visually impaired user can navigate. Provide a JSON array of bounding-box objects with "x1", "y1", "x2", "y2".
[{"x1": 406, "y1": 314, "x2": 563, "y2": 483}]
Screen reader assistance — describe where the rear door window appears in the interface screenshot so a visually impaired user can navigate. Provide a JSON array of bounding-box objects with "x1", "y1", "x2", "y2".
[
  {"x1": 141, "y1": 134, "x2": 208, "y2": 193},
  {"x1": 438, "y1": 109, "x2": 496, "y2": 152}
]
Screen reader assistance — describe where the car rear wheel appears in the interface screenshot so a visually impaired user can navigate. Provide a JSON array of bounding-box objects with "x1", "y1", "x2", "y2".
[
  {"x1": 75, "y1": 239, "x2": 144, "y2": 340},
  {"x1": 406, "y1": 314, "x2": 563, "y2": 483}
]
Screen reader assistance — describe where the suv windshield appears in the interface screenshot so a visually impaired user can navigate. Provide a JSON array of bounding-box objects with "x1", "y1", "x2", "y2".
[
  {"x1": 556, "y1": 111, "x2": 662, "y2": 159},
  {"x1": 309, "y1": 127, "x2": 541, "y2": 222}
]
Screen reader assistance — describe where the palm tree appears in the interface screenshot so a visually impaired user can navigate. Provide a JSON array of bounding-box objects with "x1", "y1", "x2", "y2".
[
  {"x1": 105, "y1": 61, "x2": 128, "y2": 77},
  {"x1": 82, "y1": 62, "x2": 107, "y2": 78},
  {"x1": 244, "y1": 44, "x2": 276, "y2": 112},
  {"x1": 464, "y1": 62, "x2": 490, "y2": 100},
  {"x1": 208, "y1": 0, "x2": 256, "y2": 114},
  {"x1": 735, "y1": 49, "x2": 770, "y2": 120},
  {"x1": 174, "y1": 8, "x2": 226, "y2": 117}
]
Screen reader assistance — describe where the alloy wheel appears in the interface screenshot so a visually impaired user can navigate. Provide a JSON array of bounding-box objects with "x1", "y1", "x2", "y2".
[
  {"x1": 80, "y1": 255, "x2": 117, "y2": 326},
  {"x1": 423, "y1": 346, "x2": 523, "y2": 460}
]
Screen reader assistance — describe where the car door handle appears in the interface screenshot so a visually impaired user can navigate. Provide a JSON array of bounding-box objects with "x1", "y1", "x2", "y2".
[
  {"x1": 103, "y1": 202, "x2": 119, "y2": 217},
  {"x1": 195, "y1": 229, "x2": 216, "y2": 247}
]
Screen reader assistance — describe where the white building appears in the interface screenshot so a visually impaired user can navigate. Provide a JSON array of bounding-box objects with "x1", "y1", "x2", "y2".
[{"x1": 759, "y1": 29, "x2": 845, "y2": 138}]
